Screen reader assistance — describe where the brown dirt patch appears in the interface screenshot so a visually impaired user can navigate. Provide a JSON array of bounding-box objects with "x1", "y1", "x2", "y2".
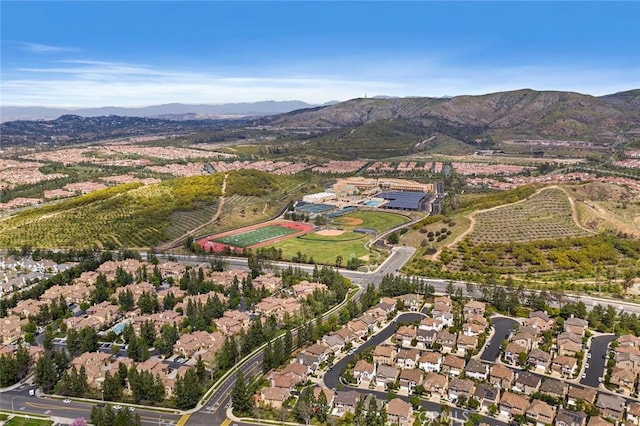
[
  {"x1": 316, "y1": 229, "x2": 345, "y2": 236},
  {"x1": 358, "y1": 255, "x2": 370, "y2": 261}
]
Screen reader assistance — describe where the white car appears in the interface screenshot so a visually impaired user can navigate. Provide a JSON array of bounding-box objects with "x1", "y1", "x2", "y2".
[
  {"x1": 63, "y1": 399, "x2": 72, "y2": 404},
  {"x1": 113, "y1": 405, "x2": 122, "y2": 410},
  {"x1": 128, "y1": 406, "x2": 135, "y2": 412},
  {"x1": 585, "y1": 363, "x2": 589, "y2": 369},
  {"x1": 582, "y1": 373, "x2": 586, "y2": 379},
  {"x1": 587, "y1": 353, "x2": 591, "y2": 359}
]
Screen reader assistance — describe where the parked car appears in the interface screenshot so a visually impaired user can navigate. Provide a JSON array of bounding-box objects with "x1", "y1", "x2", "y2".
[
  {"x1": 113, "y1": 405, "x2": 122, "y2": 410},
  {"x1": 63, "y1": 399, "x2": 72, "y2": 404}
]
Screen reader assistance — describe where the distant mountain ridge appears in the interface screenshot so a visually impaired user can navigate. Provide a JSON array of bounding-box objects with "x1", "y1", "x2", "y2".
[
  {"x1": 0, "y1": 100, "x2": 320, "y2": 122},
  {"x1": 265, "y1": 89, "x2": 640, "y2": 139}
]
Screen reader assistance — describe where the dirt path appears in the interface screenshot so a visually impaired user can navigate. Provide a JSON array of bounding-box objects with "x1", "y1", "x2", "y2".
[
  {"x1": 554, "y1": 186, "x2": 597, "y2": 235},
  {"x1": 158, "y1": 173, "x2": 228, "y2": 251}
]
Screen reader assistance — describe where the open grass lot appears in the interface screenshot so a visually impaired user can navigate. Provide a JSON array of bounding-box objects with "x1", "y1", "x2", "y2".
[
  {"x1": 331, "y1": 210, "x2": 410, "y2": 232},
  {"x1": 469, "y1": 187, "x2": 592, "y2": 243},
  {"x1": 268, "y1": 231, "x2": 369, "y2": 265},
  {"x1": 5, "y1": 417, "x2": 53, "y2": 426},
  {"x1": 214, "y1": 225, "x2": 298, "y2": 248}
]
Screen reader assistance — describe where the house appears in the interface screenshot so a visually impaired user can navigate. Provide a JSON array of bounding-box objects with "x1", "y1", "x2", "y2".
[
  {"x1": 420, "y1": 317, "x2": 444, "y2": 332},
  {"x1": 418, "y1": 352, "x2": 442, "y2": 373},
  {"x1": 526, "y1": 399, "x2": 557, "y2": 426},
  {"x1": 376, "y1": 364, "x2": 399, "y2": 388},
  {"x1": 433, "y1": 311, "x2": 454, "y2": 328},
  {"x1": 525, "y1": 311, "x2": 552, "y2": 331},
  {"x1": 596, "y1": 393, "x2": 625, "y2": 421},
  {"x1": 618, "y1": 334, "x2": 640, "y2": 349},
  {"x1": 396, "y1": 325, "x2": 416, "y2": 347},
  {"x1": 403, "y1": 294, "x2": 420, "y2": 312},
  {"x1": 359, "y1": 314, "x2": 378, "y2": 331},
  {"x1": 555, "y1": 408, "x2": 587, "y2": 426},
  {"x1": 616, "y1": 350, "x2": 640, "y2": 373},
  {"x1": 399, "y1": 368, "x2": 423, "y2": 393},
  {"x1": 473, "y1": 383, "x2": 499, "y2": 410},
  {"x1": 465, "y1": 314, "x2": 488, "y2": 328},
  {"x1": 423, "y1": 373, "x2": 448, "y2": 398},
  {"x1": 333, "y1": 390, "x2": 360, "y2": 417},
  {"x1": 335, "y1": 327, "x2": 356, "y2": 345},
  {"x1": 465, "y1": 359, "x2": 489, "y2": 381},
  {"x1": 512, "y1": 331, "x2": 537, "y2": 351},
  {"x1": 557, "y1": 332, "x2": 583, "y2": 357},
  {"x1": 322, "y1": 334, "x2": 345, "y2": 353},
  {"x1": 462, "y1": 323, "x2": 486, "y2": 337},
  {"x1": 433, "y1": 296, "x2": 452, "y2": 311},
  {"x1": 0, "y1": 316, "x2": 28, "y2": 344},
  {"x1": 610, "y1": 366, "x2": 637, "y2": 393},
  {"x1": 441, "y1": 354, "x2": 466, "y2": 377},
  {"x1": 373, "y1": 345, "x2": 397, "y2": 366},
  {"x1": 10, "y1": 299, "x2": 45, "y2": 318},
  {"x1": 499, "y1": 391, "x2": 530, "y2": 417},
  {"x1": 539, "y1": 378, "x2": 567, "y2": 399},
  {"x1": 387, "y1": 398, "x2": 413, "y2": 426},
  {"x1": 463, "y1": 301, "x2": 486, "y2": 317},
  {"x1": 551, "y1": 356, "x2": 577, "y2": 378},
  {"x1": 437, "y1": 330, "x2": 457, "y2": 353},
  {"x1": 416, "y1": 329, "x2": 437, "y2": 349},
  {"x1": 447, "y1": 378, "x2": 475, "y2": 402},
  {"x1": 528, "y1": 348, "x2": 552, "y2": 371},
  {"x1": 564, "y1": 317, "x2": 588, "y2": 336},
  {"x1": 312, "y1": 386, "x2": 335, "y2": 409},
  {"x1": 260, "y1": 386, "x2": 290, "y2": 409},
  {"x1": 513, "y1": 372, "x2": 541, "y2": 395},
  {"x1": 504, "y1": 342, "x2": 527, "y2": 365},
  {"x1": 348, "y1": 320, "x2": 369, "y2": 338},
  {"x1": 588, "y1": 417, "x2": 614, "y2": 426},
  {"x1": 627, "y1": 402, "x2": 640, "y2": 425},
  {"x1": 489, "y1": 364, "x2": 514, "y2": 389},
  {"x1": 567, "y1": 385, "x2": 597, "y2": 407},
  {"x1": 397, "y1": 348, "x2": 420, "y2": 369},
  {"x1": 457, "y1": 334, "x2": 478, "y2": 354},
  {"x1": 303, "y1": 343, "x2": 330, "y2": 363},
  {"x1": 353, "y1": 360, "x2": 376, "y2": 385}
]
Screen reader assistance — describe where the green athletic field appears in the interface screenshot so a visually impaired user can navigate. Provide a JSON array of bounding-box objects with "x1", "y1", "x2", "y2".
[{"x1": 213, "y1": 225, "x2": 297, "y2": 248}]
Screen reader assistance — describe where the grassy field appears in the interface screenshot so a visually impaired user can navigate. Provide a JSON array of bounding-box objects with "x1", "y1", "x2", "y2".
[
  {"x1": 330, "y1": 210, "x2": 410, "y2": 232},
  {"x1": 269, "y1": 231, "x2": 369, "y2": 265},
  {"x1": 5, "y1": 417, "x2": 52, "y2": 426},
  {"x1": 214, "y1": 225, "x2": 298, "y2": 248},
  {"x1": 469, "y1": 187, "x2": 592, "y2": 243}
]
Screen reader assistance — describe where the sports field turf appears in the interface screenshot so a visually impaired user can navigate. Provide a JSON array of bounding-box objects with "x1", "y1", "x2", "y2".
[
  {"x1": 213, "y1": 225, "x2": 297, "y2": 248},
  {"x1": 269, "y1": 231, "x2": 369, "y2": 265}
]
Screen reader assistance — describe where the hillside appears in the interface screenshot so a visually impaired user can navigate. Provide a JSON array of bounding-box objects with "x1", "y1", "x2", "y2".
[
  {"x1": 0, "y1": 170, "x2": 318, "y2": 249},
  {"x1": 265, "y1": 89, "x2": 640, "y2": 157}
]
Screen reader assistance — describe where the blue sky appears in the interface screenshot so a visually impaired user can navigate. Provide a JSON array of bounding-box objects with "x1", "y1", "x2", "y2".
[{"x1": 2, "y1": 1, "x2": 639, "y2": 107}]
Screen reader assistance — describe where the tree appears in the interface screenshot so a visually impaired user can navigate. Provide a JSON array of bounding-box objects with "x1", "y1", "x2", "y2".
[
  {"x1": 294, "y1": 387, "x2": 313, "y2": 425},
  {"x1": 174, "y1": 369, "x2": 202, "y2": 410},
  {"x1": 231, "y1": 371, "x2": 253, "y2": 416},
  {"x1": 387, "y1": 232, "x2": 400, "y2": 245},
  {"x1": 316, "y1": 389, "x2": 328, "y2": 423},
  {"x1": 102, "y1": 371, "x2": 123, "y2": 401},
  {"x1": 34, "y1": 355, "x2": 58, "y2": 393}
]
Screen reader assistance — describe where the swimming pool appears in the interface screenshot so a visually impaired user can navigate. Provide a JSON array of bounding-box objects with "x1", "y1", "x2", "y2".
[{"x1": 112, "y1": 321, "x2": 129, "y2": 334}]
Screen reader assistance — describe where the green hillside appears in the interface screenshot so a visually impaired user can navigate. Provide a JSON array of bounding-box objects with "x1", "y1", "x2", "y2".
[{"x1": 0, "y1": 170, "x2": 316, "y2": 249}]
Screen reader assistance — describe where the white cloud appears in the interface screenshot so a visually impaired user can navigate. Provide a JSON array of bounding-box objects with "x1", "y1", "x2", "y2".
[
  {"x1": 2, "y1": 58, "x2": 638, "y2": 107},
  {"x1": 13, "y1": 41, "x2": 80, "y2": 54}
]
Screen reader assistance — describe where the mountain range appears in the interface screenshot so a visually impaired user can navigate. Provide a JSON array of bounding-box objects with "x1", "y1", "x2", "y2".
[
  {"x1": 2, "y1": 89, "x2": 639, "y2": 154},
  {"x1": 0, "y1": 100, "x2": 323, "y2": 123}
]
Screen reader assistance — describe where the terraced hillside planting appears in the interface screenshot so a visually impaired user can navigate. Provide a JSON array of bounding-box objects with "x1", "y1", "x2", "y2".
[
  {"x1": 469, "y1": 187, "x2": 592, "y2": 243},
  {"x1": 0, "y1": 170, "x2": 311, "y2": 249}
]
